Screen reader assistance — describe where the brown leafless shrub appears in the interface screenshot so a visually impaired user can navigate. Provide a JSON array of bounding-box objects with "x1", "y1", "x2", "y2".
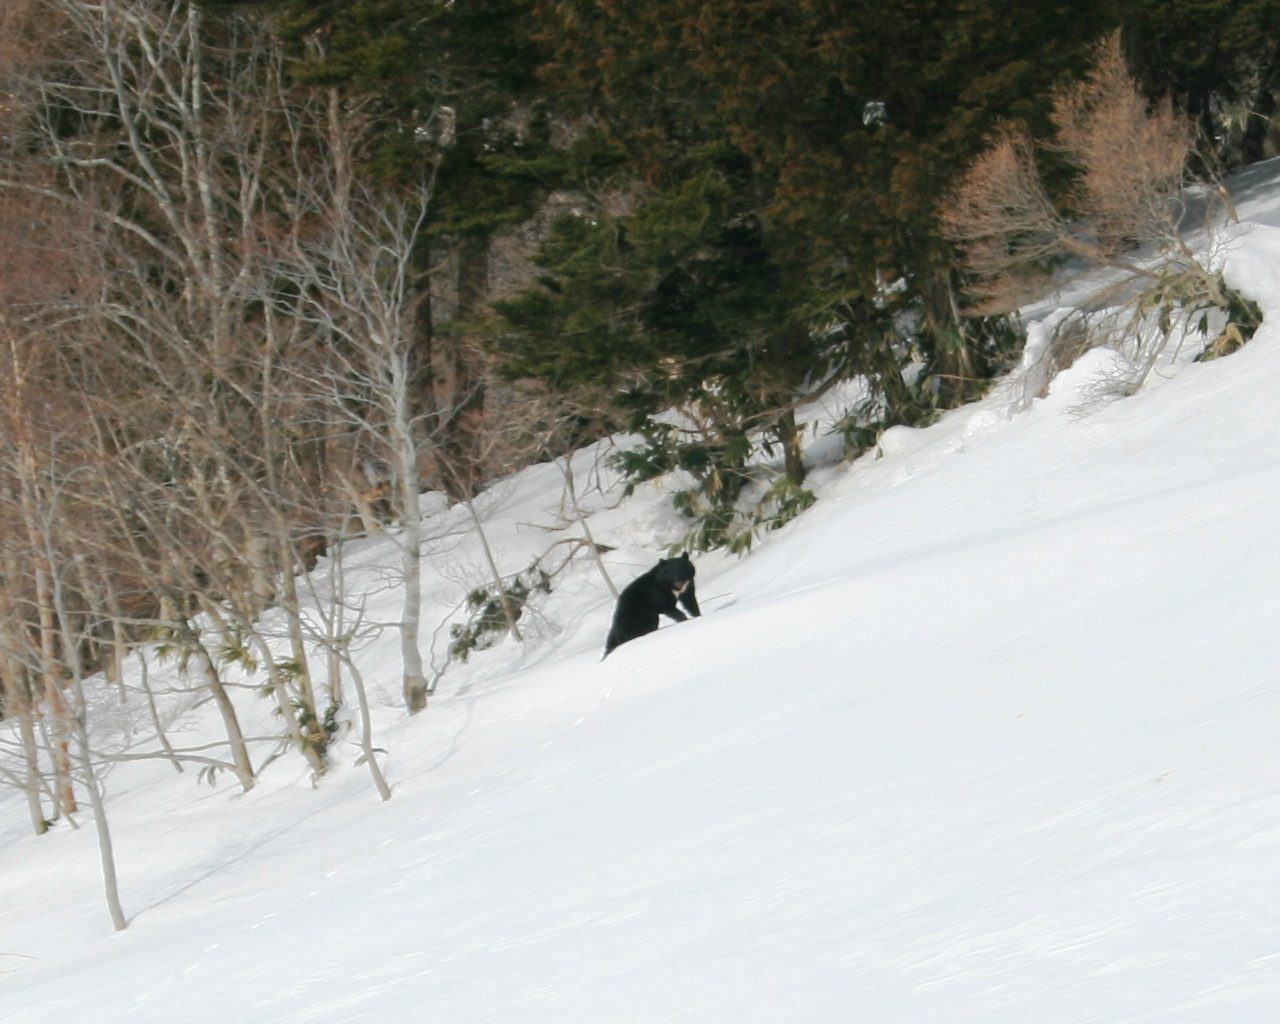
[
  {"x1": 1051, "y1": 33, "x2": 1195, "y2": 258},
  {"x1": 940, "y1": 31, "x2": 1201, "y2": 313},
  {"x1": 939, "y1": 127, "x2": 1068, "y2": 311},
  {"x1": 941, "y1": 31, "x2": 1258, "y2": 394}
]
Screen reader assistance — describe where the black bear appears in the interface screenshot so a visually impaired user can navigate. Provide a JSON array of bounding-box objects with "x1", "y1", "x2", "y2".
[{"x1": 604, "y1": 552, "x2": 701, "y2": 657}]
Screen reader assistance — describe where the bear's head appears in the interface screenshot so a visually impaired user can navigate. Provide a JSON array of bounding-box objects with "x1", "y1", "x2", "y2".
[{"x1": 657, "y1": 552, "x2": 695, "y2": 594}]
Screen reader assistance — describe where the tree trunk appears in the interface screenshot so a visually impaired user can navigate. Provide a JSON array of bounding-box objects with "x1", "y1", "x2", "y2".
[
  {"x1": 137, "y1": 651, "x2": 184, "y2": 775},
  {"x1": 48, "y1": 539, "x2": 128, "y2": 931},
  {"x1": 561, "y1": 452, "x2": 617, "y2": 599},
  {"x1": 410, "y1": 242, "x2": 439, "y2": 431},
  {"x1": 316, "y1": 539, "x2": 388, "y2": 798},
  {"x1": 100, "y1": 574, "x2": 129, "y2": 704},
  {"x1": 1, "y1": 663, "x2": 49, "y2": 835},
  {"x1": 44, "y1": 682, "x2": 78, "y2": 817},
  {"x1": 346, "y1": 650, "x2": 392, "y2": 802},
  {"x1": 69, "y1": 673, "x2": 128, "y2": 932},
  {"x1": 1241, "y1": 78, "x2": 1277, "y2": 165},
  {"x1": 439, "y1": 235, "x2": 489, "y2": 500},
  {"x1": 183, "y1": 622, "x2": 255, "y2": 792},
  {"x1": 276, "y1": 551, "x2": 327, "y2": 758},
  {"x1": 776, "y1": 408, "x2": 806, "y2": 488},
  {"x1": 398, "y1": 473, "x2": 429, "y2": 714},
  {"x1": 16, "y1": 701, "x2": 48, "y2": 835},
  {"x1": 465, "y1": 495, "x2": 522, "y2": 642}
]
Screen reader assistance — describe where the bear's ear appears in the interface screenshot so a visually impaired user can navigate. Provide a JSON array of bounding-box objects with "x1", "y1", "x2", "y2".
[{"x1": 679, "y1": 552, "x2": 691, "y2": 563}]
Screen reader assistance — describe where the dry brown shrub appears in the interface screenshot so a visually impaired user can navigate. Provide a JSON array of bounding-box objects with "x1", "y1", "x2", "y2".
[
  {"x1": 938, "y1": 127, "x2": 1064, "y2": 311},
  {"x1": 941, "y1": 31, "x2": 1198, "y2": 313},
  {"x1": 1051, "y1": 33, "x2": 1194, "y2": 257}
]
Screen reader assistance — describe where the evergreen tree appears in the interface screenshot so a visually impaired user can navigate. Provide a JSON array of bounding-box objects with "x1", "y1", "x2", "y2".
[
  {"x1": 495, "y1": 146, "x2": 828, "y2": 548},
  {"x1": 1122, "y1": 0, "x2": 1280, "y2": 166},
  {"x1": 496, "y1": 0, "x2": 1112, "y2": 548}
]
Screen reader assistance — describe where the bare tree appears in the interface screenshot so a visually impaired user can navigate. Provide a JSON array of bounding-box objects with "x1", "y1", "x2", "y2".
[
  {"x1": 0, "y1": 1, "x2": 502, "y2": 820},
  {"x1": 0, "y1": 605, "x2": 50, "y2": 835},
  {"x1": 43, "y1": 492, "x2": 129, "y2": 931},
  {"x1": 2, "y1": 0, "x2": 374, "y2": 778},
  {"x1": 0, "y1": 334, "x2": 129, "y2": 924},
  {"x1": 1051, "y1": 36, "x2": 1194, "y2": 258},
  {"x1": 300, "y1": 555, "x2": 392, "y2": 801},
  {"x1": 940, "y1": 31, "x2": 1254, "y2": 381},
  {"x1": 273, "y1": 178, "x2": 439, "y2": 713},
  {"x1": 941, "y1": 34, "x2": 1199, "y2": 302},
  {"x1": 0, "y1": 173, "x2": 97, "y2": 821},
  {"x1": 0, "y1": 0, "x2": 294, "y2": 795}
]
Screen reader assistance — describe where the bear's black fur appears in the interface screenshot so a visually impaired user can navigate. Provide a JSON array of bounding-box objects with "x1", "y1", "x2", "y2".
[{"x1": 604, "y1": 552, "x2": 701, "y2": 657}]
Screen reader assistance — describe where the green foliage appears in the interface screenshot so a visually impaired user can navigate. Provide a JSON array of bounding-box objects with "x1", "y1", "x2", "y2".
[
  {"x1": 495, "y1": 141, "x2": 837, "y2": 549},
  {"x1": 152, "y1": 641, "x2": 187, "y2": 671},
  {"x1": 1123, "y1": 0, "x2": 1280, "y2": 165},
  {"x1": 612, "y1": 413, "x2": 816, "y2": 554},
  {"x1": 676, "y1": 475, "x2": 818, "y2": 555},
  {"x1": 197, "y1": 764, "x2": 228, "y2": 788},
  {"x1": 1192, "y1": 277, "x2": 1263, "y2": 362},
  {"x1": 448, "y1": 563, "x2": 553, "y2": 663},
  {"x1": 218, "y1": 631, "x2": 258, "y2": 675},
  {"x1": 498, "y1": 148, "x2": 808, "y2": 383},
  {"x1": 210, "y1": 0, "x2": 553, "y2": 227},
  {"x1": 296, "y1": 700, "x2": 341, "y2": 756},
  {"x1": 491, "y1": 0, "x2": 1088, "y2": 549},
  {"x1": 199, "y1": 0, "x2": 1247, "y2": 551}
]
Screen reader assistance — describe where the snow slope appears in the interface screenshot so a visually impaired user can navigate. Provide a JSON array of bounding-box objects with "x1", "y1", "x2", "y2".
[{"x1": 4, "y1": 162, "x2": 1280, "y2": 1023}]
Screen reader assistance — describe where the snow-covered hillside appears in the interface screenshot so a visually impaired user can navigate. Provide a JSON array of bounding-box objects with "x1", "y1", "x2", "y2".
[{"x1": 5, "y1": 161, "x2": 1280, "y2": 1023}]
